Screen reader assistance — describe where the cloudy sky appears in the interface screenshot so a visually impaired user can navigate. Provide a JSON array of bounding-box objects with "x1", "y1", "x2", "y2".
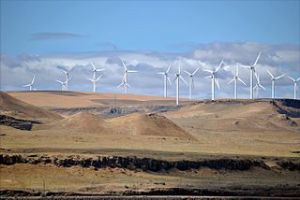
[{"x1": 1, "y1": 0, "x2": 300, "y2": 99}]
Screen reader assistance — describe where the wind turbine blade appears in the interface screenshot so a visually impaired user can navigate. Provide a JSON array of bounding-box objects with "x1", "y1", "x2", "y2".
[
  {"x1": 227, "y1": 78, "x2": 235, "y2": 85},
  {"x1": 157, "y1": 72, "x2": 165, "y2": 75},
  {"x1": 236, "y1": 65, "x2": 239, "y2": 76},
  {"x1": 56, "y1": 80, "x2": 63, "y2": 84},
  {"x1": 275, "y1": 74, "x2": 285, "y2": 80},
  {"x1": 127, "y1": 70, "x2": 138, "y2": 73},
  {"x1": 31, "y1": 75, "x2": 35, "y2": 84},
  {"x1": 96, "y1": 68, "x2": 105, "y2": 72},
  {"x1": 297, "y1": 77, "x2": 300, "y2": 82},
  {"x1": 180, "y1": 76, "x2": 188, "y2": 85},
  {"x1": 216, "y1": 59, "x2": 224, "y2": 72},
  {"x1": 203, "y1": 69, "x2": 213, "y2": 73},
  {"x1": 117, "y1": 82, "x2": 124, "y2": 88},
  {"x1": 121, "y1": 59, "x2": 127, "y2": 70},
  {"x1": 23, "y1": 84, "x2": 30, "y2": 87},
  {"x1": 215, "y1": 79, "x2": 220, "y2": 89},
  {"x1": 266, "y1": 70, "x2": 274, "y2": 79},
  {"x1": 166, "y1": 64, "x2": 172, "y2": 73},
  {"x1": 96, "y1": 75, "x2": 103, "y2": 81},
  {"x1": 91, "y1": 63, "x2": 96, "y2": 71},
  {"x1": 287, "y1": 76, "x2": 295, "y2": 81},
  {"x1": 192, "y1": 67, "x2": 200, "y2": 75},
  {"x1": 239, "y1": 63, "x2": 250, "y2": 69},
  {"x1": 253, "y1": 52, "x2": 261, "y2": 66},
  {"x1": 183, "y1": 70, "x2": 191, "y2": 76},
  {"x1": 260, "y1": 84, "x2": 266, "y2": 90},
  {"x1": 238, "y1": 77, "x2": 247, "y2": 86}
]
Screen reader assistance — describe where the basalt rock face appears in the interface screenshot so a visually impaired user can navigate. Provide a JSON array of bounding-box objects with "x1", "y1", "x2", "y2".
[
  {"x1": 0, "y1": 115, "x2": 40, "y2": 130},
  {"x1": 0, "y1": 154, "x2": 280, "y2": 172},
  {"x1": 277, "y1": 161, "x2": 300, "y2": 171}
]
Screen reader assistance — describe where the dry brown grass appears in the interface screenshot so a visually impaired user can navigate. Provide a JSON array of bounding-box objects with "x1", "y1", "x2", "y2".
[
  {"x1": 8, "y1": 91, "x2": 176, "y2": 109},
  {"x1": 1, "y1": 163, "x2": 299, "y2": 194},
  {"x1": 1, "y1": 92, "x2": 299, "y2": 158},
  {"x1": 0, "y1": 92, "x2": 62, "y2": 122}
]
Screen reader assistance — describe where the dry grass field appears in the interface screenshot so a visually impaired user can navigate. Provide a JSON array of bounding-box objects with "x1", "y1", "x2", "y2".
[{"x1": 1, "y1": 91, "x2": 300, "y2": 197}]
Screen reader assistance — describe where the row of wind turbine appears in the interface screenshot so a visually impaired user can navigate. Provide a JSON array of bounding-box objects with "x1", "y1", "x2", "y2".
[{"x1": 22, "y1": 55, "x2": 299, "y2": 101}]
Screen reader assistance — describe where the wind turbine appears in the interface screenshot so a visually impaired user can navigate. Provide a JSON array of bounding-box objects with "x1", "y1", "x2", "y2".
[
  {"x1": 253, "y1": 73, "x2": 265, "y2": 99},
  {"x1": 174, "y1": 60, "x2": 187, "y2": 105},
  {"x1": 89, "y1": 63, "x2": 105, "y2": 92},
  {"x1": 117, "y1": 59, "x2": 138, "y2": 93},
  {"x1": 61, "y1": 69, "x2": 71, "y2": 90},
  {"x1": 56, "y1": 79, "x2": 67, "y2": 91},
  {"x1": 203, "y1": 60, "x2": 225, "y2": 101},
  {"x1": 266, "y1": 70, "x2": 285, "y2": 99},
  {"x1": 184, "y1": 67, "x2": 200, "y2": 100},
  {"x1": 287, "y1": 76, "x2": 300, "y2": 99},
  {"x1": 243, "y1": 52, "x2": 261, "y2": 99},
  {"x1": 157, "y1": 63, "x2": 172, "y2": 98},
  {"x1": 23, "y1": 75, "x2": 35, "y2": 91},
  {"x1": 227, "y1": 64, "x2": 247, "y2": 99}
]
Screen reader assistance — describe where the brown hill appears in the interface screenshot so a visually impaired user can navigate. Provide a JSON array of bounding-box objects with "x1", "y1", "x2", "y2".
[
  {"x1": 0, "y1": 92, "x2": 62, "y2": 122},
  {"x1": 8, "y1": 91, "x2": 176, "y2": 109},
  {"x1": 165, "y1": 100, "x2": 300, "y2": 132},
  {"x1": 108, "y1": 113, "x2": 194, "y2": 140},
  {"x1": 41, "y1": 112, "x2": 108, "y2": 133}
]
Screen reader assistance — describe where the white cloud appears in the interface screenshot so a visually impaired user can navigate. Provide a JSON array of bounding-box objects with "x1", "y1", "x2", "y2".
[{"x1": 1, "y1": 42, "x2": 299, "y2": 99}]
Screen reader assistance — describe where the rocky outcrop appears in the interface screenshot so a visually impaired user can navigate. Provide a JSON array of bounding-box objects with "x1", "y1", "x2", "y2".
[
  {"x1": 277, "y1": 160, "x2": 300, "y2": 171},
  {"x1": 272, "y1": 99, "x2": 300, "y2": 118},
  {"x1": 0, "y1": 115, "x2": 40, "y2": 130},
  {"x1": 0, "y1": 154, "x2": 275, "y2": 172}
]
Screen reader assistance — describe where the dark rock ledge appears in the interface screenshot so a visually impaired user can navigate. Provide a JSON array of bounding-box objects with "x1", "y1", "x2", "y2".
[{"x1": 2, "y1": 154, "x2": 296, "y2": 172}]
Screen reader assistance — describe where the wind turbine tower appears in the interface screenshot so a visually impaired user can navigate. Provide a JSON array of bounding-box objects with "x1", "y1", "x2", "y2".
[
  {"x1": 228, "y1": 64, "x2": 247, "y2": 99},
  {"x1": 253, "y1": 73, "x2": 265, "y2": 98},
  {"x1": 245, "y1": 52, "x2": 261, "y2": 99},
  {"x1": 288, "y1": 76, "x2": 300, "y2": 99},
  {"x1": 203, "y1": 60, "x2": 224, "y2": 101},
  {"x1": 157, "y1": 64, "x2": 172, "y2": 98},
  {"x1": 266, "y1": 70, "x2": 285, "y2": 99},
  {"x1": 174, "y1": 60, "x2": 187, "y2": 105},
  {"x1": 184, "y1": 67, "x2": 200, "y2": 100}
]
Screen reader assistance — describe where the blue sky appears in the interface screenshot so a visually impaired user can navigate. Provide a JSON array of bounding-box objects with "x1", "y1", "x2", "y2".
[
  {"x1": 1, "y1": 0, "x2": 300, "y2": 55},
  {"x1": 1, "y1": 0, "x2": 300, "y2": 99}
]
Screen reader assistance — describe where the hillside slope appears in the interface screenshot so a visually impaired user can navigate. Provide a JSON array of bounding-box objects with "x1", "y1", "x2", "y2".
[
  {"x1": 0, "y1": 92, "x2": 62, "y2": 123},
  {"x1": 165, "y1": 100, "x2": 300, "y2": 132}
]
